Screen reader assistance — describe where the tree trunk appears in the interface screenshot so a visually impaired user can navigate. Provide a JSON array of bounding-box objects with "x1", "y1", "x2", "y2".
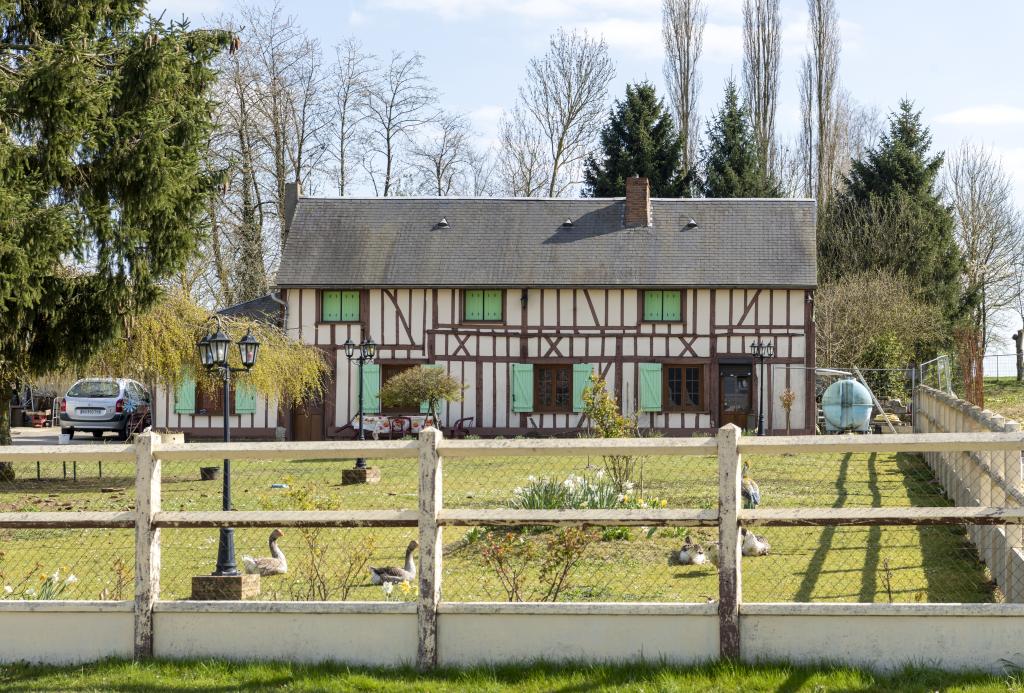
[
  {"x1": 1015, "y1": 330, "x2": 1023, "y2": 383},
  {"x1": 0, "y1": 379, "x2": 14, "y2": 481}
]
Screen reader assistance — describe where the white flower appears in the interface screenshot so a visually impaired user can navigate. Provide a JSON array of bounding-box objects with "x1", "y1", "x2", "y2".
[
  {"x1": 3, "y1": 585, "x2": 12, "y2": 595},
  {"x1": 25, "y1": 588, "x2": 36, "y2": 597},
  {"x1": 595, "y1": 469, "x2": 605, "y2": 480},
  {"x1": 64, "y1": 574, "x2": 78, "y2": 586},
  {"x1": 51, "y1": 570, "x2": 60, "y2": 582},
  {"x1": 527, "y1": 475, "x2": 537, "y2": 483},
  {"x1": 382, "y1": 582, "x2": 393, "y2": 596}
]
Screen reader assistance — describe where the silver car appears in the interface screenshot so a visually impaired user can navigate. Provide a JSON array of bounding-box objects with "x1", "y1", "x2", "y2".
[{"x1": 59, "y1": 378, "x2": 151, "y2": 440}]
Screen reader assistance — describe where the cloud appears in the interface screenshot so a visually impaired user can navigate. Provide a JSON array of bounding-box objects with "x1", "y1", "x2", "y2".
[
  {"x1": 469, "y1": 105, "x2": 506, "y2": 147},
  {"x1": 583, "y1": 18, "x2": 663, "y2": 59},
  {"x1": 373, "y1": 0, "x2": 659, "y2": 21},
  {"x1": 146, "y1": 0, "x2": 222, "y2": 20},
  {"x1": 935, "y1": 105, "x2": 1024, "y2": 126}
]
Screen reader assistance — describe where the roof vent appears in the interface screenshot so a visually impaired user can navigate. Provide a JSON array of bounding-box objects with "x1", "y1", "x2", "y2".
[
  {"x1": 683, "y1": 218, "x2": 699, "y2": 231},
  {"x1": 435, "y1": 217, "x2": 449, "y2": 230},
  {"x1": 562, "y1": 218, "x2": 574, "y2": 227}
]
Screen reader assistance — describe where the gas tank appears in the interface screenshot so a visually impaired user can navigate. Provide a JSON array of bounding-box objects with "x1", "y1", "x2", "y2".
[{"x1": 821, "y1": 379, "x2": 873, "y2": 432}]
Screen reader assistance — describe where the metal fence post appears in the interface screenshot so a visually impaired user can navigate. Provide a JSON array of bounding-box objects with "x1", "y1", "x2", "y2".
[
  {"x1": 717, "y1": 424, "x2": 742, "y2": 659},
  {"x1": 417, "y1": 427, "x2": 443, "y2": 670},
  {"x1": 134, "y1": 432, "x2": 161, "y2": 659}
]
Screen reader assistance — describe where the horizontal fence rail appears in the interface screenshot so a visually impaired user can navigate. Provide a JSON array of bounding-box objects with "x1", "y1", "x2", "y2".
[{"x1": 0, "y1": 389, "x2": 1022, "y2": 669}]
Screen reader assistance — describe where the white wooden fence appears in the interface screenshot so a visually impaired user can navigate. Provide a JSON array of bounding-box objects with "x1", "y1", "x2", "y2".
[
  {"x1": 2, "y1": 405, "x2": 1024, "y2": 671},
  {"x1": 914, "y1": 385, "x2": 1024, "y2": 600}
]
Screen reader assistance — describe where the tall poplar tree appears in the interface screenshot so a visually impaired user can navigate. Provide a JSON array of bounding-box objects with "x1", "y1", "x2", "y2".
[
  {"x1": 699, "y1": 79, "x2": 779, "y2": 198},
  {"x1": 583, "y1": 82, "x2": 685, "y2": 197},
  {"x1": 0, "y1": 2, "x2": 233, "y2": 445}
]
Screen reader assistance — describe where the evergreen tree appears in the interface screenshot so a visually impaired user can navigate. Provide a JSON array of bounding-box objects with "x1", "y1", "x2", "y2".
[
  {"x1": 819, "y1": 100, "x2": 966, "y2": 333},
  {"x1": 699, "y1": 79, "x2": 779, "y2": 198},
  {"x1": 583, "y1": 82, "x2": 686, "y2": 197},
  {"x1": 0, "y1": 3, "x2": 233, "y2": 445}
]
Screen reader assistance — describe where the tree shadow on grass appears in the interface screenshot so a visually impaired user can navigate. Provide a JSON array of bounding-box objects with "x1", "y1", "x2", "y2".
[
  {"x1": 897, "y1": 452, "x2": 996, "y2": 603},
  {"x1": 793, "y1": 453, "x2": 850, "y2": 602}
]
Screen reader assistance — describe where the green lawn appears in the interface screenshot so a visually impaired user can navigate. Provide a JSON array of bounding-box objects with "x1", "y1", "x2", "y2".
[
  {"x1": 985, "y1": 377, "x2": 1024, "y2": 425},
  {"x1": 0, "y1": 659, "x2": 1020, "y2": 692},
  {"x1": 0, "y1": 447, "x2": 998, "y2": 604}
]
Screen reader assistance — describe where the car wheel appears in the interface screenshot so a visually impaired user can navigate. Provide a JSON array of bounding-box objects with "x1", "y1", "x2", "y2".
[
  {"x1": 61, "y1": 427, "x2": 74, "y2": 440},
  {"x1": 117, "y1": 423, "x2": 130, "y2": 442},
  {"x1": 92, "y1": 431, "x2": 104, "y2": 439}
]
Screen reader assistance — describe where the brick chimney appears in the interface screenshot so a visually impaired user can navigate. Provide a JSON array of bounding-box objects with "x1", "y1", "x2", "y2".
[{"x1": 624, "y1": 175, "x2": 651, "y2": 227}]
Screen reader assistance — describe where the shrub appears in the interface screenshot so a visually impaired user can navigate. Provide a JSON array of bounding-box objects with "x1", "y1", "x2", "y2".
[{"x1": 378, "y1": 366, "x2": 466, "y2": 423}]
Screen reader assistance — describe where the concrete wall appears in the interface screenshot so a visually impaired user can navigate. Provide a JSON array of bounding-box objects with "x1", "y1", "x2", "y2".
[
  {"x1": 6, "y1": 601, "x2": 1024, "y2": 673},
  {"x1": 0, "y1": 602, "x2": 133, "y2": 664}
]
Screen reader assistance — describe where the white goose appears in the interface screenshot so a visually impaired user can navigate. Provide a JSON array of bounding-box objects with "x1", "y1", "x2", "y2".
[
  {"x1": 741, "y1": 527, "x2": 771, "y2": 556},
  {"x1": 370, "y1": 540, "x2": 419, "y2": 585},
  {"x1": 242, "y1": 529, "x2": 288, "y2": 576}
]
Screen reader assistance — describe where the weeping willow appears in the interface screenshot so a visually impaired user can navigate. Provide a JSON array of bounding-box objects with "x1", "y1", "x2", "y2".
[{"x1": 61, "y1": 291, "x2": 327, "y2": 406}]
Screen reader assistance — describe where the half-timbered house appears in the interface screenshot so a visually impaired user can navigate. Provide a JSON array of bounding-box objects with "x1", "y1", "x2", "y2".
[{"x1": 269, "y1": 177, "x2": 817, "y2": 439}]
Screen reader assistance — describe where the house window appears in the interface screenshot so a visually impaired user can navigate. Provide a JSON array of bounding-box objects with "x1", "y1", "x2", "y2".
[
  {"x1": 321, "y1": 290, "x2": 360, "y2": 322},
  {"x1": 535, "y1": 364, "x2": 572, "y2": 412},
  {"x1": 642, "y1": 290, "x2": 682, "y2": 321},
  {"x1": 664, "y1": 365, "x2": 705, "y2": 411},
  {"x1": 464, "y1": 289, "x2": 503, "y2": 322}
]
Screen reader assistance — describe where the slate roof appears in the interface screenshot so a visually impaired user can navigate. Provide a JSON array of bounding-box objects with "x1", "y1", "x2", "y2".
[
  {"x1": 275, "y1": 197, "x2": 817, "y2": 289},
  {"x1": 218, "y1": 293, "x2": 282, "y2": 326}
]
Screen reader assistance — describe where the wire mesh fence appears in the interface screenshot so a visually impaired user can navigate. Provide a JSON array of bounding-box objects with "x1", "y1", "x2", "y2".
[
  {"x1": 0, "y1": 528, "x2": 134, "y2": 601},
  {"x1": 984, "y1": 353, "x2": 1021, "y2": 381},
  {"x1": 0, "y1": 460, "x2": 136, "y2": 512}
]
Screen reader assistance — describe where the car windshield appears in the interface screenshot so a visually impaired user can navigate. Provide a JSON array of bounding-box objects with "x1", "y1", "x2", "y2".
[{"x1": 67, "y1": 381, "x2": 120, "y2": 398}]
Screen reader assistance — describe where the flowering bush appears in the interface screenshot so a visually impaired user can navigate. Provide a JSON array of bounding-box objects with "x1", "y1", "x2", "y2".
[{"x1": 510, "y1": 471, "x2": 664, "y2": 511}]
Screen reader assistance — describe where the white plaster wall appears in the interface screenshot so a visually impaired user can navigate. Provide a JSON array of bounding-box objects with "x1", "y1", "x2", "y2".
[
  {"x1": 153, "y1": 611, "x2": 417, "y2": 665},
  {"x1": 439, "y1": 613, "x2": 718, "y2": 666},
  {"x1": 0, "y1": 606, "x2": 132, "y2": 664}
]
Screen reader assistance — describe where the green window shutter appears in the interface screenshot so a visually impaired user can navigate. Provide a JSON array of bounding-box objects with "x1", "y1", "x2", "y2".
[
  {"x1": 464, "y1": 290, "x2": 484, "y2": 321},
  {"x1": 483, "y1": 290, "x2": 503, "y2": 321},
  {"x1": 638, "y1": 363, "x2": 663, "y2": 412},
  {"x1": 420, "y1": 364, "x2": 443, "y2": 414},
  {"x1": 174, "y1": 374, "x2": 196, "y2": 414},
  {"x1": 322, "y1": 291, "x2": 342, "y2": 321},
  {"x1": 662, "y1": 291, "x2": 682, "y2": 321},
  {"x1": 572, "y1": 363, "x2": 596, "y2": 412},
  {"x1": 341, "y1": 290, "x2": 360, "y2": 321},
  {"x1": 643, "y1": 291, "x2": 663, "y2": 321},
  {"x1": 361, "y1": 363, "x2": 381, "y2": 414},
  {"x1": 234, "y1": 381, "x2": 257, "y2": 414},
  {"x1": 511, "y1": 363, "x2": 534, "y2": 413}
]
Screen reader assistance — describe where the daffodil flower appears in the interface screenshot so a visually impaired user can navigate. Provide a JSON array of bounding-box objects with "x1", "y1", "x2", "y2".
[
  {"x1": 3, "y1": 585, "x2": 12, "y2": 595},
  {"x1": 64, "y1": 574, "x2": 78, "y2": 585}
]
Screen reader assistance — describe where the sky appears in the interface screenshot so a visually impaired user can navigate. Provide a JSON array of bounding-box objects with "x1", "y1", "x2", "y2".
[{"x1": 148, "y1": 0, "x2": 1024, "y2": 202}]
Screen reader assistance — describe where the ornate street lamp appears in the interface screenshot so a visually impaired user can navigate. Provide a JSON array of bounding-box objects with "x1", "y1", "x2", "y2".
[
  {"x1": 344, "y1": 336, "x2": 376, "y2": 471},
  {"x1": 196, "y1": 320, "x2": 261, "y2": 576},
  {"x1": 749, "y1": 339, "x2": 775, "y2": 436}
]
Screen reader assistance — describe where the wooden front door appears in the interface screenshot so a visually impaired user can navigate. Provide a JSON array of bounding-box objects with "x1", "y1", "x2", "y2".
[
  {"x1": 291, "y1": 397, "x2": 325, "y2": 441},
  {"x1": 719, "y1": 364, "x2": 753, "y2": 430}
]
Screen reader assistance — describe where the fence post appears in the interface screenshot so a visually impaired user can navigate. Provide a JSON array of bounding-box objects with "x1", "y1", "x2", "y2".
[
  {"x1": 417, "y1": 426, "x2": 443, "y2": 670},
  {"x1": 1003, "y1": 419, "x2": 1023, "y2": 602},
  {"x1": 717, "y1": 424, "x2": 742, "y2": 660},
  {"x1": 134, "y1": 431, "x2": 161, "y2": 659}
]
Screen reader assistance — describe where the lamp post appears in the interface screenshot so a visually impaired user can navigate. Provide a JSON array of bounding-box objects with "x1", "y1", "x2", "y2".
[
  {"x1": 197, "y1": 323, "x2": 261, "y2": 576},
  {"x1": 749, "y1": 339, "x2": 775, "y2": 437},
  {"x1": 343, "y1": 336, "x2": 376, "y2": 470}
]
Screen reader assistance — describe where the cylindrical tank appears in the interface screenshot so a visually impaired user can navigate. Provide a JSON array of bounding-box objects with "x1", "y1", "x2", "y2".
[{"x1": 821, "y1": 379, "x2": 873, "y2": 433}]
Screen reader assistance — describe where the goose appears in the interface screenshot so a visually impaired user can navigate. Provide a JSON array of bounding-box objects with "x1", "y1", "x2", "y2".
[
  {"x1": 741, "y1": 527, "x2": 771, "y2": 556},
  {"x1": 741, "y1": 462, "x2": 761, "y2": 509},
  {"x1": 241, "y1": 529, "x2": 287, "y2": 576},
  {"x1": 705, "y1": 542, "x2": 720, "y2": 568},
  {"x1": 369, "y1": 540, "x2": 418, "y2": 585},
  {"x1": 677, "y1": 535, "x2": 707, "y2": 565}
]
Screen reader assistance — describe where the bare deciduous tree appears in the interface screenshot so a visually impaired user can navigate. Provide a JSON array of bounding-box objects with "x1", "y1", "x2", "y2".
[
  {"x1": 800, "y1": 0, "x2": 841, "y2": 206},
  {"x1": 496, "y1": 106, "x2": 550, "y2": 197},
  {"x1": 410, "y1": 112, "x2": 474, "y2": 195},
  {"x1": 663, "y1": 0, "x2": 706, "y2": 178},
  {"x1": 943, "y1": 142, "x2": 1024, "y2": 353},
  {"x1": 362, "y1": 51, "x2": 438, "y2": 196},
  {"x1": 467, "y1": 145, "x2": 497, "y2": 196},
  {"x1": 520, "y1": 28, "x2": 615, "y2": 197},
  {"x1": 742, "y1": 0, "x2": 781, "y2": 177},
  {"x1": 330, "y1": 38, "x2": 373, "y2": 196}
]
